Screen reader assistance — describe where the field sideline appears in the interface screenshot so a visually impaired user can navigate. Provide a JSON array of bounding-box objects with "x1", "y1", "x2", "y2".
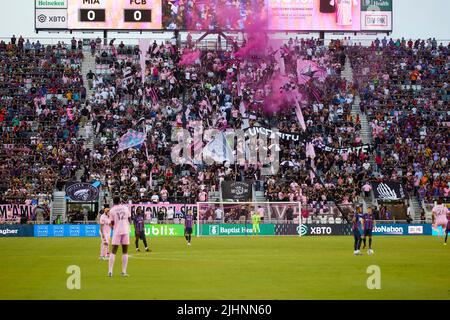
[{"x1": 0, "y1": 236, "x2": 449, "y2": 300}]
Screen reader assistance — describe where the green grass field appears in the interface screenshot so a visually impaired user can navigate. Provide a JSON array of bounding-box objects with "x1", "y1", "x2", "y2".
[{"x1": 0, "y1": 236, "x2": 449, "y2": 300}]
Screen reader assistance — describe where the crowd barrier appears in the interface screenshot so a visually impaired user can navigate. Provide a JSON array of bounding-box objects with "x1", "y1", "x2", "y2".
[{"x1": 0, "y1": 223, "x2": 437, "y2": 237}]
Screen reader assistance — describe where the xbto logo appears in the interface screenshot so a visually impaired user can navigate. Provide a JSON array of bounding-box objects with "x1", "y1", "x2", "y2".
[{"x1": 37, "y1": 14, "x2": 47, "y2": 23}]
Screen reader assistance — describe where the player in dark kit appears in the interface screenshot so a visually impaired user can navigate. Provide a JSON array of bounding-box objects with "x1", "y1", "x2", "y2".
[
  {"x1": 352, "y1": 207, "x2": 363, "y2": 255},
  {"x1": 445, "y1": 212, "x2": 450, "y2": 246},
  {"x1": 362, "y1": 209, "x2": 375, "y2": 254},
  {"x1": 185, "y1": 209, "x2": 194, "y2": 246},
  {"x1": 134, "y1": 207, "x2": 150, "y2": 252}
]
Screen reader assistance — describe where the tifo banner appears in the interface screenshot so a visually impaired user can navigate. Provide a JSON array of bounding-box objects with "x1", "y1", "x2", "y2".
[
  {"x1": 372, "y1": 182, "x2": 407, "y2": 200},
  {"x1": 0, "y1": 204, "x2": 34, "y2": 220},
  {"x1": 0, "y1": 225, "x2": 34, "y2": 237},
  {"x1": 221, "y1": 182, "x2": 253, "y2": 201},
  {"x1": 117, "y1": 129, "x2": 146, "y2": 153},
  {"x1": 34, "y1": 225, "x2": 99, "y2": 237},
  {"x1": 201, "y1": 224, "x2": 275, "y2": 236},
  {"x1": 130, "y1": 203, "x2": 197, "y2": 220},
  {"x1": 373, "y1": 224, "x2": 432, "y2": 236},
  {"x1": 65, "y1": 182, "x2": 99, "y2": 202},
  {"x1": 130, "y1": 224, "x2": 186, "y2": 237}
]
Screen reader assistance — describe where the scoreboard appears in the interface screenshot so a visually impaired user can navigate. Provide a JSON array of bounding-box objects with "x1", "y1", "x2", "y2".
[
  {"x1": 35, "y1": 0, "x2": 393, "y2": 32},
  {"x1": 35, "y1": 0, "x2": 162, "y2": 30}
]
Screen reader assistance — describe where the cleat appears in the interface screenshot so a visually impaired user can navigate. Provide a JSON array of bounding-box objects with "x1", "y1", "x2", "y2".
[
  {"x1": 136, "y1": 248, "x2": 140, "y2": 252},
  {"x1": 99, "y1": 256, "x2": 103, "y2": 260},
  {"x1": 187, "y1": 243, "x2": 191, "y2": 246},
  {"x1": 104, "y1": 256, "x2": 110, "y2": 260},
  {"x1": 121, "y1": 273, "x2": 130, "y2": 277},
  {"x1": 108, "y1": 272, "x2": 112, "y2": 277},
  {"x1": 145, "y1": 247, "x2": 150, "y2": 252}
]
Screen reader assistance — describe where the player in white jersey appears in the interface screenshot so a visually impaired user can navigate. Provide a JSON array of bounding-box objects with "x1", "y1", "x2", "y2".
[
  {"x1": 331, "y1": 0, "x2": 358, "y2": 26},
  {"x1": 432, "y1": 198, "x2": 449, "y2": 244},
  {"x1": 108, "y1": 196, "x2": 132, "y2": 277}
]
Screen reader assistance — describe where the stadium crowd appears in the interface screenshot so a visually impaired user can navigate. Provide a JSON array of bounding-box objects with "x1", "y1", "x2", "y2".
[
  {"x1": 0, "y1": 33, "x2": 447, "y2": 223},
  {"x1": 349, "y1": 37, "x2": 449, "y2": 207}
]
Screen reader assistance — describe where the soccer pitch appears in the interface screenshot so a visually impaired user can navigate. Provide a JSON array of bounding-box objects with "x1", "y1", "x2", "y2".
[{"x1": 0, "y1": 236, "x2": 449, "y2": 300}]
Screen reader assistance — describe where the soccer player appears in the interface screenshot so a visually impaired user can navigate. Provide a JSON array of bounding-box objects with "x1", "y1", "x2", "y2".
[
  {"x1": 99, "y1": 207, "x2": 111, "y2": 260},
  {"x1": 184, "y1": 209, "x2": 194, "y2": 246},
  {"x1": 352, "y1": 207, "x2": 363, "y2": 255},
  {"x1": 362, "y1": 208, "x2": 375, "y2": 254},
  {"x1": 445, "y1": 211, "x2": 450, "y2": 246},
  {"x1": 108, "y1": 196, "x2": 132, "y2": 277},
  {"x1": 432, "y1": 198, "x2": 449, "y2": 243},
  {"x1": 134, "y1": 207, "x2": 150, "y2": 252},
  {"x1": 251, "y1": 209, "x2": 261, "y2": 236}
]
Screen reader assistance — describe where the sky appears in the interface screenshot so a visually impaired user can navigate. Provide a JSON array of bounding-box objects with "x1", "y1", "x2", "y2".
[{"x1": 0, "y1": 0, "x2": 448, "y2": 41}]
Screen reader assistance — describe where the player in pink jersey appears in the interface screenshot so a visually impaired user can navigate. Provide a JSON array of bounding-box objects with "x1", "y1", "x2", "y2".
[
  {"x1": 108, "y1": 196, "x2": 132, "y2": 277},
  {"x1": 99, "y1": 206, "x2": 111, "y2": 260},
  {"x1": 432, "y1": 198, "x2": 449, "y2": 244}
]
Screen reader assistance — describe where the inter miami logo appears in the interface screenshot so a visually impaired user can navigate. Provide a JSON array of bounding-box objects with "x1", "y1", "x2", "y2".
[{"x1": 66, "y1": 183, "x2": 99, "y2": 202}]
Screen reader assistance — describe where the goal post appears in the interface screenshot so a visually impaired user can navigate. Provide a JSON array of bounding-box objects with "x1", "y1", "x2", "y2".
[{"x1": 196, "y1": 201, "x2": 303, "y2": 237}]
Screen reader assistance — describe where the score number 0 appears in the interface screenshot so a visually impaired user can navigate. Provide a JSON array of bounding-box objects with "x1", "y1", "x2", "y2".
[{"x1": 80, "y1": 9, "x2": 106, "y2": 22}]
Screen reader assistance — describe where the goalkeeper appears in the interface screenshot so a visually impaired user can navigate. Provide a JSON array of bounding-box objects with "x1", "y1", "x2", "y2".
[{"x1": 251, "y1": 210, "x2": 261, "y2": 236}]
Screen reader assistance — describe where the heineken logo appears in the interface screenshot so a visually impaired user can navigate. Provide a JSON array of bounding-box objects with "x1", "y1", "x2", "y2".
[{"x1": 36, "y1": 0, "x2": 67, "y2": 8}]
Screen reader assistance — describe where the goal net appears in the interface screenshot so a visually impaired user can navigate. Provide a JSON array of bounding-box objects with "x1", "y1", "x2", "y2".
[{"x1": 196, "y1": 201, "x2": 303, "y2": 237}]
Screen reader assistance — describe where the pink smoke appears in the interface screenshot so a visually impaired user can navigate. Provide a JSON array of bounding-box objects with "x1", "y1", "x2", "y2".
[{"x1": 178, "y1": 49, "x2": 201, "y2": 66}]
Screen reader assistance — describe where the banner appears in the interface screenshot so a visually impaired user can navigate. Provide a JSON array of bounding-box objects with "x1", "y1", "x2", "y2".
[
  {"x1": 117, "y1": 129, "x2": 146, "y2": 153},
  {"x1": 432, "y1": 226, "x2": 448, "y2": 237},
  {"x1": 34, "y1": 224, "x2": 99, "y2": 237},
  {"x1": 130, "y1": 224, "x2": 186, "y2": 237},
  {"x1": 130, "y1": 203, "x2": 197, "y2": 220},
  {"x1": 275, "y1": 223, "x2": 432, "y2": 236},
  {"x1": 372, "y1": 182, "x2": 407, "y2": 200},
  {"x1": 361, "y1": 0, "x2": 393, "y2": 31},
  {"x1": 244, "y1": 127, "x2": 372, "y2": 155},
  {"x1": 0, "y1": 225, "x2": 34, "y2": 237},
  {"x1": 201, "y1": 224, "x2": 275, "y2": 236},
  {"x1": 221, "y1": 182, "x2": 253, "y2": 201},
  {"x1": 373, "y1": 224, "x2": 432, "y2": 236},
  {"x1": 315, "y1": 143, "x2": 372, "y2": 155},
  {"x1": 0, "y1": 204, "x2": 34, "y2": 220},
  {"x1": 65, "y1": 183, "x2": 99, "y2": 202}
]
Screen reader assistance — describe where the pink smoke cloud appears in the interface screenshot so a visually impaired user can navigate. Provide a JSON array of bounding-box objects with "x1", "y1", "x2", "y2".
[{"x1": 178, "y1": 49, "x2": 201, "y2": 66}]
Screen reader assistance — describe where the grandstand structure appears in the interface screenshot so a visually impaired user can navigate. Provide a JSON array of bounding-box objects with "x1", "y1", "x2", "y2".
[{"x1": 0, "y1": 34, "x2": 448, "y2": 225}]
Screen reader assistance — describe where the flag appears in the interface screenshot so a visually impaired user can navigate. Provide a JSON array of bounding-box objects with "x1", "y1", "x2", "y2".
[
  {"x1": 306, "y1": 142, "x2": 316, "y2": 159},
  {"x1": 149, "y1": 87, "x2": 158, "y2": 104},
  {"x1": 138, "y1": 39, "x2": 152, "y2": 83},
  {"x1": 295, "y1": 100, "x2": 307, "y2": 132},
  {"x1": 148, "y1": 171, "x2": 152, "y2": 188},
  {"x1": 203, "y1": 132, "x2": 235, "y2": 164},
  {"x1": 117, "y1": 129, "x2": 146, "y2": 153}
]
